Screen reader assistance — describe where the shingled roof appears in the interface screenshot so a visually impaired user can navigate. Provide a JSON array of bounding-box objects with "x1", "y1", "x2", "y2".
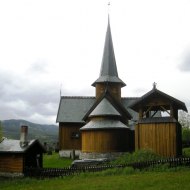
[
  {"x1": 80, "y1": 91, "x2": 131, "y2": 130},
  {"x1": 89, "y1": 98, "x2": 121, "y2": 117},
  {"x1": 0, "y1": 139, "x2": 46, "y2": 154},
  {"x1": 83, "y1": 90, "x2": 133, "y2": 121},
  {"x1": 80, "y1": 119, "x2": 129, "y2": 131},
  {"x1": 56, "y1": 96, "x2": 139, "y2": 123},
  {"x1": 92, "y1": 17, "x2": 126, "y2": 87},
  {"x1": 56, "y1": 96, "x2": 95, "y2": 123},
  {"x1": 130, "y1": 87, "x2": 187, "y2": 112}
]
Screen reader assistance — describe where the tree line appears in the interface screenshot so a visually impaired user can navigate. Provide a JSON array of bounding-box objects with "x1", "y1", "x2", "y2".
[{"x1": 179, "y1": 111, "x2": 190, "y2": 147}]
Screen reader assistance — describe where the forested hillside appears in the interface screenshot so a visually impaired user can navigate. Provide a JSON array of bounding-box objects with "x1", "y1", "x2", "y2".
[{"x1": 1, "y1": 119, "x2": 58, "y2": 143}]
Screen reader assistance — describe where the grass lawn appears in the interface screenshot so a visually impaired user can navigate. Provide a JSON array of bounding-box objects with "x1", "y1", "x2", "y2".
[
  {"x1": 1, "y1": 170, "x2": 190, "y2": 190},
  {"x1": 1, "y1": 151, "x2": 190, "y2": 190},
  {"x1": 43, "y1": 152, "x2": 72, "y2": 168}
]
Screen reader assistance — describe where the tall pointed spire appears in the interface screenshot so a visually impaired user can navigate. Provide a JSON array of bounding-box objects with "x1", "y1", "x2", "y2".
[{"x1": 92, "y1": 16, "x2": 126, "y2": 87}]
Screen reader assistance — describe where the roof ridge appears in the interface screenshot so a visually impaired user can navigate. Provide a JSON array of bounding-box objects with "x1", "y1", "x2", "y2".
[
  {"x1": 60, "y1": 96, "x2": 139, "y2": 100},
  {"x1": 122, "y1": 97, "x2": 139, "y2": 99},
  {"x1": 61, "y1": 96, "x2": 95, "y2": 99}
]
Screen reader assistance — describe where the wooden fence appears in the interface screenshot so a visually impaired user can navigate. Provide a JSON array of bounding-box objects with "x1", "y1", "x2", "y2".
[{"x1": 24, "y1": 157, "x2": 190, "y2": 178}]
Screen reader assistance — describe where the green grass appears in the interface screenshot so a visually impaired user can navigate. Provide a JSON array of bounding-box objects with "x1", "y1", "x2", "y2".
[
  {"x1": 43, "y1": 152, "x2": 72, "y2": 168},
  {"x1": 1, "y1": 170, "x2": 190, "y2": 190},
  {"x1": 1, "y1": 151, "x2": 190, "y2": 189}
]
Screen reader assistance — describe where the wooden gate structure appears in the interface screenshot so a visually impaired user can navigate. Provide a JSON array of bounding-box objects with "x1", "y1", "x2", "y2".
[{"x1": 130, "y1": 85, "x2": 187, "y2": 157}]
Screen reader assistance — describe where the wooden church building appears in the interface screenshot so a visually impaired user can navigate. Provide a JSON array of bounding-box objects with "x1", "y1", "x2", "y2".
[{"x1": 56, "y1": 17, "x2": 187, "y2": 159}]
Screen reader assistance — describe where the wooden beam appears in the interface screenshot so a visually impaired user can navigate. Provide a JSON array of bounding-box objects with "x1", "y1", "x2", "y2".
[
  {"x1": 160, "y1": 105, "x2": 170, "y2": 115},
  {"x1": 143, "y1": 106, "x2": 153, "y2": 118}
]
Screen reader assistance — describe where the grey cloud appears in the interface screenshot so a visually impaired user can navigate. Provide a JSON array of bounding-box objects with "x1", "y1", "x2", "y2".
[
  {"x1": 0, "y1": 70, "x2": 62, "y2": 124},
  {"x1": 132, "y1": 88, "x2": 147, "y2": 96},
  {"x1": 27, "y1": 61, "x2": 49, "y2": 74},
  {"x1": 0, "y1": 66, "x2": 95, "y2": 124},
  {"x1": 178, "y1": 50, "x2": 190, "y2": 72}
]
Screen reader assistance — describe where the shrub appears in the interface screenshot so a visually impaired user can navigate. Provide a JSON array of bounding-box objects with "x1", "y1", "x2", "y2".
[
  {"x1": 183, "y1": 147, "x2": 190, "y2": 157},
  {"x1": 112, "y1": 149, "x2": 162, "y2": 165}
]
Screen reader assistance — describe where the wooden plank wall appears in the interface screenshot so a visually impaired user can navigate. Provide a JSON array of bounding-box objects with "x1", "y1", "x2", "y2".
[
  {"x1": 82, "y1": 129, "x2": 130, "y2": 152},
  {"x1": 135, "y1": 122, "x2": 180, "y2": 157},
  {"x1": 59, "y1": 123, "x2": 82, "y2": 150},
  {"x1": 0, "y1": 154, "x2": 23, "y2": 173}
]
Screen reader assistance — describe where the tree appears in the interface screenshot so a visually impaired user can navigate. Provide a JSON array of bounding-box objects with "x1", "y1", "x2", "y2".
[
  {"x1": 179, "y1": 111, "x2": 190, "y2": 147},
  {"x1": 179, "y1": 111, "x2": 190, "y2": 128}
]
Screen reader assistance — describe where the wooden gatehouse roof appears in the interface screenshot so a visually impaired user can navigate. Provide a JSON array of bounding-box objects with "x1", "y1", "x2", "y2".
[{"x1": 130, "y1": 87, "x2": 187, "y2": 112}]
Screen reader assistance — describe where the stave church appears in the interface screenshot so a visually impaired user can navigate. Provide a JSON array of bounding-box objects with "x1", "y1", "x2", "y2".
[{"x1": 56, "y1": 17, "x2": 187, "y2": 159}]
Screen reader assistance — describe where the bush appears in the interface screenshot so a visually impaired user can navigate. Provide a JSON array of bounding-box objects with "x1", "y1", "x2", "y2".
[
  {"x1": 112, "y1": 149, "x2": 162, "y2": 165},
  {"x1": 183, "y1": 147, "x2": 190, "y2": 157},
  {"x1": 182, "y1": 128, "x2": 190, "y2": 147}
]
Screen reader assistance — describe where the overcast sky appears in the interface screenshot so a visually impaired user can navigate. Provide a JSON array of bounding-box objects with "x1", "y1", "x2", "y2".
[{"x1": 0, "y1": 0, "x2": 190, "y2": 124}]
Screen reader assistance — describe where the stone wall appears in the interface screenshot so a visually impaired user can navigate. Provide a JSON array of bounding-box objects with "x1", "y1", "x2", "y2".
[{"x1": 80, "y1": 152, "x2": 125, "y2": 160}]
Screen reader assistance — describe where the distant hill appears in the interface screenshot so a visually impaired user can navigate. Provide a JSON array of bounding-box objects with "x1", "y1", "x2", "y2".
[{"x1": 1, "y1": 119, "x2": 58, "y2": 143}]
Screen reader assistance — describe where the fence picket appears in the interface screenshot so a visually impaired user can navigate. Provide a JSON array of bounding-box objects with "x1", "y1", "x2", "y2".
[{"x1": 24, "y1": 157, "x2": 190, "y2": 178}]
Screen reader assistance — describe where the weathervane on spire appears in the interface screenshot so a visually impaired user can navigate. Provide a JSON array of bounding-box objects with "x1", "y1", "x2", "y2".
[
  {"x1": 108, "y1": 1, "x2": 111, "y2": 14},
  {"x1": 60, "y1": 83, "x2": 62, "y2": 98}
]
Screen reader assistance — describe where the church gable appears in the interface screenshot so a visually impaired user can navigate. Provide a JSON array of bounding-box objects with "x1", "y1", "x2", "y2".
[{"x1": 89, "y1": 98, "x2": 121, "y2": 117}]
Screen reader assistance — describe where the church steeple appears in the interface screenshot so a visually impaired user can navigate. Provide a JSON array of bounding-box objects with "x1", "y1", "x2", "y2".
[{"x1": 92, "y1": 16, "x2": 126, "y2": 100}]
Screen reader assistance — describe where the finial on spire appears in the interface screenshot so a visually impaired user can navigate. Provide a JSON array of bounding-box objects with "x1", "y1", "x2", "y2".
[
  {"x1": 60, "y1": 83, "x2": 62, "y2": 97},
  {"x1": 108, "y1": 1, "x2": 111, "y2": 15},
  {"x1": 153, "y1": 82, "x2": 157, "y2": 89}
]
